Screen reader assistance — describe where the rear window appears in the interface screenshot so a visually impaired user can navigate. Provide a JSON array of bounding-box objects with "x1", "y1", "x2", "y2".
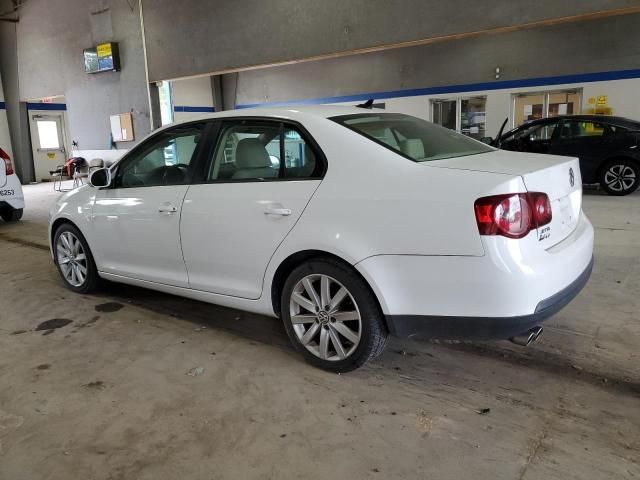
[{"x1": 331, "y1": 113, "x2": 493, "y2": 162}]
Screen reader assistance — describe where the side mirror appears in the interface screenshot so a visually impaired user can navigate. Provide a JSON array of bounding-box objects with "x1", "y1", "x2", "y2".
[
  {"x1": 89, "y1": 168, "x2": 112, "y2": 188},
  {"x1": 480, "y1": 136, "x2": 494, "y2": 145}
]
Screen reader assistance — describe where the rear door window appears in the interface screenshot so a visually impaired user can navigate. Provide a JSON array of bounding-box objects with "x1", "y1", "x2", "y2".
[
  {"x1": 207, "y1": 120, "x2": 324, "y2": 181},
  {"x1": 559, "y1": 120, "x2": 611, "y2": 139}
]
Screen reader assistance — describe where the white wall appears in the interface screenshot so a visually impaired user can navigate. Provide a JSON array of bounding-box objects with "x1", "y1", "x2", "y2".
[
  {"x1": 582, "y1": 79, "x2": 640, "y2": 121},
  {"x1": 0, "y1": 73, "x2": 13, "y2": 159},
  {"x1": 333, "y1": 77, "x2": 640, "y2": 138},
  {"x1": 171, "y1": 77, "x2": 214, "y2": 123}
]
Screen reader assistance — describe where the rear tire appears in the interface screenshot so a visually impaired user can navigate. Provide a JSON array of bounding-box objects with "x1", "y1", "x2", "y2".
[
  {"x1": 599, "y1": 159, "x2": 640, "y2": 196},
  {"x1": 0, "y1": 208, "x2": 23, "y2": 222},
  {"x1": 280, "y1": 258, "x2": 388, "y2": 372},
  {"x1": 53, "y1": 223, "x2": 102, "y2": 294}
]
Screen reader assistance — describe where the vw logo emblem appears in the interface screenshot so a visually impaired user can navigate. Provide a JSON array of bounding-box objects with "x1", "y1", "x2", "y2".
[{"x1": 569, "y1": 168, "x2": 575, "y2": 187}]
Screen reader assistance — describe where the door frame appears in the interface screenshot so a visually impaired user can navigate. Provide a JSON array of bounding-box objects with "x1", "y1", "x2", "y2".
[{"x1": 28, "y1": 108, "x2": 71, "y2": 182}]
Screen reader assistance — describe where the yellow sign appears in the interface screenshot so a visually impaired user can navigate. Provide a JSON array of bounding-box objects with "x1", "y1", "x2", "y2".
[
  {"x1": 588, "y1": 97, "x2": 596, "y2": 105},
  {"x1": 47, "y1": 152, "x2": 56, "y2": 160},
  {"x1": 596, "y1": 95, "x2": 608, "y2": 106},
  {"x1": 96, "y1": 43, "x2": 113, "y2": 58}
]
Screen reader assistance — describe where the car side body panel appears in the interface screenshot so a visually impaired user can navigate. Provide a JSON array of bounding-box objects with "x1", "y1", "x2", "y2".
[
  {"x1": 48, "y1": 106, "x2": 595, "y2": 339},
  {"x1": 48, "y1": 185, "x2": 96, "y2": 255}
]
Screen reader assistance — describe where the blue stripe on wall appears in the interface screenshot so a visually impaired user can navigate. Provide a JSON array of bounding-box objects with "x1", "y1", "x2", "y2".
[
  {"x1": 236, "y1": 68, "x2": 640, "y2": 109},
  {"x1": 0, "y1": 101, "x2": 5, "y2": 110},
  {"x1": 174, "y1": 105, "x2": 215, "y2": 113},
  {"x1": 26, "y1": 102, "x2": 67, "y2": 111}
]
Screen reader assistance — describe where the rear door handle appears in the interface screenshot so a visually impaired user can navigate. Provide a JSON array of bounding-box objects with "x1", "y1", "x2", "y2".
[
  {"x1": 158, "y1": 203, "x2": 178, "y2": 214},
  {"x1": 264, "y1": 207, "x2": 292, "y2": 216}
]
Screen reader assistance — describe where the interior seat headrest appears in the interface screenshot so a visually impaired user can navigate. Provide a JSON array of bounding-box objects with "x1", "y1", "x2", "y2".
[{"x1": 236, "y1": 138, "x2": 271, "y2": 169}]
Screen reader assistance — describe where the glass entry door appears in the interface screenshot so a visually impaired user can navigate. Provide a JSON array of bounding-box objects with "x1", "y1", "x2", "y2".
[
  {"x1": 514, "y1": 93, "x2": 545, "y2": 126},
  {"x1": 513, "y1": 89, "x2": 581, "y2": 127},
  {"x1": 548, "y1": 91, "x2": 580, "y2": 117},
  {"x1": 432, "y1": 100, "x2": 457, "y2": 131},
  {"x1": 461, "y1": 97, "x2": 486, "y2": 140},
  {"x1": 432, "y1": 96, "x2": 487, "y2": 140},
  {"x1": 29, "y1": 112, "x2": 68, "y2": 182}
]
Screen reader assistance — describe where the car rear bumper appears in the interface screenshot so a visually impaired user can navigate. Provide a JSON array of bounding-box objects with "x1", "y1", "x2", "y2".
[
  {"x1": 0, "y1": 198, "x2": 24, "y2": 211},
  {"x1": 0, "y1": 176, "x2": 25, "y2": 210},
  {"x1": 355, "y1": 211, "x2": 594, "y2": 339},
  {"x1": 384, "y1": 256, "x2": 593, "y2": 339}
]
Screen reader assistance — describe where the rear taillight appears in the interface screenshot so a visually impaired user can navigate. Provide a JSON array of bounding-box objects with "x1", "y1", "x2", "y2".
[
  {"x1": 529, "y1": 192, "x2": 552, "y2": 227},
  {"x1": 0, "y1": 148, "x2": 13, "y2": 175},
  {"x1": 474, "y1": 192, "x2": 552, "y2": 239}
]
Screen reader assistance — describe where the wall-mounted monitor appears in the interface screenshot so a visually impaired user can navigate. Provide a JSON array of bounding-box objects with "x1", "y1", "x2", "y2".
[{"x1": 84, "y1": 42, "x2": 120, "y2": 73}]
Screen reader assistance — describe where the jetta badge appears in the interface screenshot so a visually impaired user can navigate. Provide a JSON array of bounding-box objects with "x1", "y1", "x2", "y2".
[{"x1": 569, "y1": 167, "x2": 575, "y2": 187}]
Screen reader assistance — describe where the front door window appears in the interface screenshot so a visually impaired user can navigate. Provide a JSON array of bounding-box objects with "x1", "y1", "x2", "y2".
[
  {"x1": 115, "y1": 124, "x2": 205, "y2": 188},
  {"x1": 500, "y1": 120, "x2": 560, "y2": 152}
]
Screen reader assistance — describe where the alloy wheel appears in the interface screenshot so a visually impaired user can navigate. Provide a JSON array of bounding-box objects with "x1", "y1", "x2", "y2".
[
  {"x1": 56, "y1": 231, "x2": 88, "y2": 287},
  {"x1": 289, "y1": 274, "x2": 362, "y2": 361},
  {"x1": 604, "y1": 164, "x2": 637, "y2": 193}
]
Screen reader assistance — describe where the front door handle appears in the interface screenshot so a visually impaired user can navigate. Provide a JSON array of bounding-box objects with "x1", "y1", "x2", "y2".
[
  {"x1": 158, "y1": 203, "x2": 178, "y2": 214},
  {"x1": 264, "y1": 207, "x2": 292, "y2": 216}
]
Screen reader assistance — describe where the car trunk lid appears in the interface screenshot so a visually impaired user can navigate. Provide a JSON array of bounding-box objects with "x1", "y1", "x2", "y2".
[
  {"x1": 429, "y1": 150, "x2": 582, "y2": 248},
  {"x1": 521, "y1": 157, "x2": 581, "y2": 248}
]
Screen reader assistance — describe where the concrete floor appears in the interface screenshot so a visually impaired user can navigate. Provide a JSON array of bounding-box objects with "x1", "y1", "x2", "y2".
[{"x1": 0, "y1": 182, "x2": 638, "y2": 479}]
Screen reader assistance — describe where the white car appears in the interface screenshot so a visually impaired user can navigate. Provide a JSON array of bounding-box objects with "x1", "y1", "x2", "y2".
[
  {"x1": 49, "y1": 106, "x2": 594, "y2": 371},
  {"x1": 0, "y1": 147, "x2": 25, "y2": 222}
]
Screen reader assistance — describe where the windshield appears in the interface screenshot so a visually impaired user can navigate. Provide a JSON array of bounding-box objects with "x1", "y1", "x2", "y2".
[{"x1": 330, "y1": 113, "x2": 493, "y2": 162}]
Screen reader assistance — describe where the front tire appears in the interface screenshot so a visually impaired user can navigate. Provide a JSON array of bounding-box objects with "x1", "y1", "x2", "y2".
[
  {"x1": 281, "y1": 258, "x2": 388, "y2": 372},
  {"x1": 599, "y1": 159, "x2": 639, "y2": 196},
  {"x1": 53, "y1": 223, "x2": 101, "y2": 294},
  {"x1": 0, "y1": 207, "x2": 23, "y2": 222}
]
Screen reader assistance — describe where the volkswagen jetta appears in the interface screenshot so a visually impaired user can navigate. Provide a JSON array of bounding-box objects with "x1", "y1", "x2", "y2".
[{"x1": 49, "y1": 106, "x2": 594, "y2": 371}]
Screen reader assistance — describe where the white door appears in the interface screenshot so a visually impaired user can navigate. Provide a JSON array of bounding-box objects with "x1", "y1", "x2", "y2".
[
  {"x1": 29, "y1": 112, "x2": 67, "y2": 181},
  {"x1": 180, "y1": 120, "x2": 323, "y2": 299},
  {"x1": 91, "y1": 123, "x2": 207, "y2": 287}
]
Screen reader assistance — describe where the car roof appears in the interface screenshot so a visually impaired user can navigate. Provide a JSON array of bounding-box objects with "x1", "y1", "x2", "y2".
[
  {"x1": 524, "y1": 114, "x2": 640, "y2": 129},
  {"x1": 161, "y1": 104, "x2": 373, "y2": 131}
]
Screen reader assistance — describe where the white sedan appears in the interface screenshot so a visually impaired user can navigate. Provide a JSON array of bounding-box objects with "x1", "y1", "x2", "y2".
[
  {"x1": 49, "y1": 106, "x2": 594, "y2": 371},
  {"x1": 0, "y1": 147, "x2": 24, "y2": 222}
]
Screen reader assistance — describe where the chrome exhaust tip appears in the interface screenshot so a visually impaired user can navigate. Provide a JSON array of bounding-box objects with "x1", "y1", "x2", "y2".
[{"x1": 509, "y1": 326, "x2": 543, "y2": 347}]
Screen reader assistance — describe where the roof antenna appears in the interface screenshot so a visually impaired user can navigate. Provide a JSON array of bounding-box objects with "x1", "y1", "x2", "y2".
[{"x1": 356, "y1": 99, "x2": 374, "y2": 109}]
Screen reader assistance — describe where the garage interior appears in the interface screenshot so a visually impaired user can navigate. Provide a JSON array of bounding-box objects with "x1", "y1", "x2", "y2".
[{"x1": 1, "y1": 1, "x2": 639, "y2": 478}]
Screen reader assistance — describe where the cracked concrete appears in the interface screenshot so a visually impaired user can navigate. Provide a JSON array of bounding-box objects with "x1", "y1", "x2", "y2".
[{"x1": 0, "y1": 182, "x2": 638, "y2": 479}]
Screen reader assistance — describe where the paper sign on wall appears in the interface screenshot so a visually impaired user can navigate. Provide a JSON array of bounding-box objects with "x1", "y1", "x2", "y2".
[
  {"x1": 109, "y1": 113, "x2": 135, "y2": 142},
  {"x1": 110, "y1": 115, "x2": 123, "y2": 142},
  {"x1": 558, "y1": 103, "x2": 568, "y2": 115},
  {"x1": 524, "y1": 104, "x2": 533, "y2": 116}
]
